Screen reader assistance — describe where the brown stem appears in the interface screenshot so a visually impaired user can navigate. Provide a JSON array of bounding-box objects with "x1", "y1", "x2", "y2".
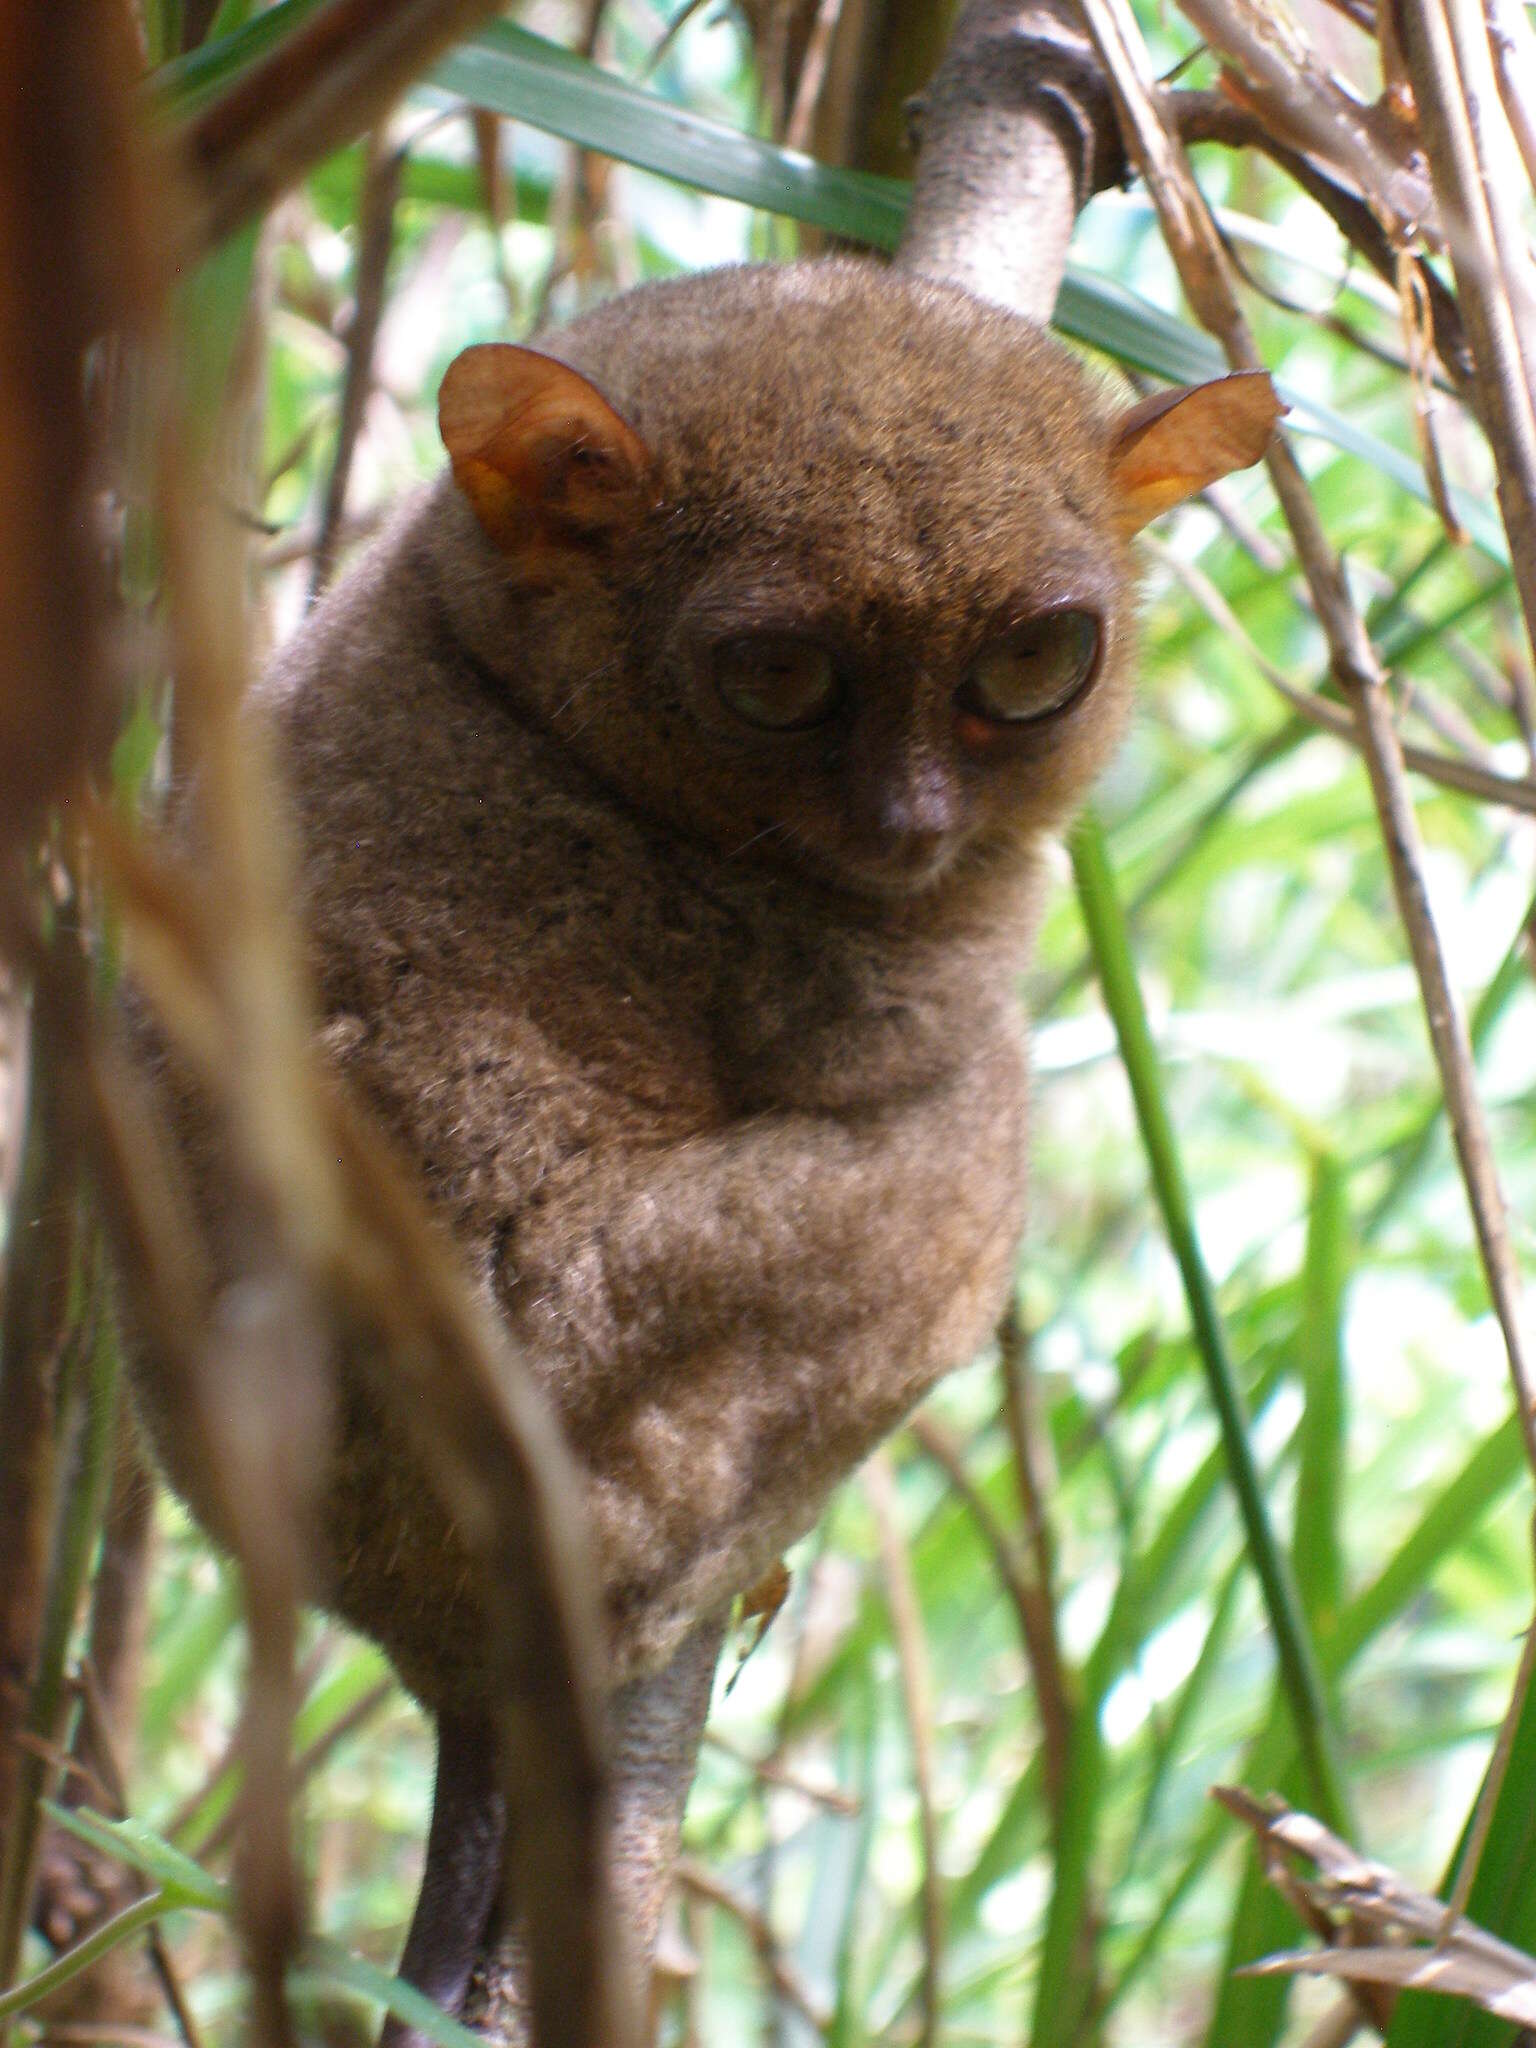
[
  {"x1": 674, "y1": 1860, "x2": 830, "y2": 2033},
  {"x1": 866, "y1": 1452, "x2": 943, "y2": 2048},
  {"x1": 308, "y1": 132, "x2": 402, "y2": 603},
  {"x1": 0, "y1": 13, "x2": 135, "y2": 866},
  {"x1": 1174, "y1": 0, "x2": 1436, "y2": 241},
  {"x1": 1172, "y1": 88, "x2": 1473, "y2": 393},
  {"x1": 897, "y1": 0, "x2": 1125, "y2": 318},
  {"x1": 173, "y1": 0, "x2": 505, "y2": 269},
  {"x1": 0, "y1": 937, "x2": 85, "y2": 2008},
  {"x1": 1143, "y1": 532, "x2": 1536, "y2": 816},
  {"x1": 1484, "y1": 0, "x2": 1536, "y2": 194},
  {"x1": 1394, "y1": 0, "x2": 1536, "y2": 682},
  {"x1": 908, "y1": 1410, "x2": 1072, "y2": 1830}
]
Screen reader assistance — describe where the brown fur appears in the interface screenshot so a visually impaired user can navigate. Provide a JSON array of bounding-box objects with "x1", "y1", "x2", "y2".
[{"x1": 125, "y1": 253, "x2": 1274, "y2": 2027}]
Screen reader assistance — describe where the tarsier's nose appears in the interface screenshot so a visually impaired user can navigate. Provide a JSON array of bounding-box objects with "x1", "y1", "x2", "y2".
[{"x1": 870, "y1": 756, "x2": 962, "y2": 846}]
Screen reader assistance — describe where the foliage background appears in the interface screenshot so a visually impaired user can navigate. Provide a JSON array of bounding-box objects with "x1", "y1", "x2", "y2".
[{"x1": 3, "y1": 0, "x2": 1535, "y2": 2044}]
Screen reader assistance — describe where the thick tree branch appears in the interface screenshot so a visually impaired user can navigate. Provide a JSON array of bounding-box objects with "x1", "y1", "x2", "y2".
[{"x1": 898, "y1": 0, "x2": 1125, "y2": 317}]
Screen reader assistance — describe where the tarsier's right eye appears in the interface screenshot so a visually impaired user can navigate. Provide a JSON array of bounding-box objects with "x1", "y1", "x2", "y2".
[{"x1": 712, "y1": 633, "x2": 841, "y2": 731}]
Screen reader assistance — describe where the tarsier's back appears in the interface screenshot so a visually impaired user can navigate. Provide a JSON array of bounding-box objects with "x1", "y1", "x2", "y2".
[{"x1": 126, "y1": 253, "x2": 1275, "y2": 2032}]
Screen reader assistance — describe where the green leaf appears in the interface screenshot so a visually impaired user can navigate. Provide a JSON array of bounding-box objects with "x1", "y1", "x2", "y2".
[
  {"x1": 0, "y1": 1893, "x2": 171, "y2": 2019},
  {"x1": 1070, "y1": 808, "x2": 1350, "y2": 1835},
  {"x1": 155, "y1": 0, "x2": 329, "y2": 109},
  {"x1": 432, "y1": 21, "x2": 907, "y2": 248},
  {"x1": 110, "y1": 693, "x2": 164, "y2": 810},
  {"x1": 293, "y1": 1937, "x2": 490, "y2": 2048},
  {"x1": 41, "y1": 1804, "x2": 230, "y2": 1912},
  {"x1": 1292, "y1": 1155, "x2": 1348, "y2": 1637}
]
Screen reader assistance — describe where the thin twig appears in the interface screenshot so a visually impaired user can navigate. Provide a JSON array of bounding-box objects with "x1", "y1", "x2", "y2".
[
  {"x1": 866, "y1": 1452, "x2": 943, "y2": 2048},
  {"x1": 674, "y1": 1859, "x2": 830, "y2": 2034},
  {"x1": 1484, "y1": 0, "x2": 1536, "y2": 193},
  {"x1": 639, "y1": 0, "x2": 717, "y2": 80},
  {"x1": 195, "y1": 1679, "x2": 397, "y2": 1862},
  {"x1": 1143, "y1": 534, "x2": 1536, "y2": 815},
  {"x1": 907, "y1": 1410, "x2": 1072, "y2": 1829},
  {"x1": 1172, "y1": 89, "x2": 1473, "y2": 392},
  {"x1": 783, "y1": 0, "x2": 846, "y2": 151},
  {"x1": 700, "y1": 1730, "x2": 859, "y2": 1816},
  {"x1": 1397, "y1": 0, "x2": 1536, "y2": 678},
  {"x1": 308, "y1": 131, "x2": 402, "y2": 602},
  {"x1": 261, "y1": 506, "x2": 386, "y2": 571}
]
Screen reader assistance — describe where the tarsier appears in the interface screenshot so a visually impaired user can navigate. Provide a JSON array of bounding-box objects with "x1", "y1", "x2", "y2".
[{"x1": 129, "y1": 254, "x2": 1276, "y2": 2035}]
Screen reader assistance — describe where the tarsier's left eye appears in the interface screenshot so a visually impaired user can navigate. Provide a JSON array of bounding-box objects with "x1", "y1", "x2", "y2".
[
  {"x1": 712, "y1": 632, "x2": 842, "y2": 731},
  {"x1": 959, "y1": 609, "x2": 1102, "y2": 727}
]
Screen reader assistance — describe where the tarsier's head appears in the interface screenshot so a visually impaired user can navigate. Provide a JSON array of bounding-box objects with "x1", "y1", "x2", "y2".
[{"x1": 435, "y1": 260, "x2": 1276, "y2": 901}]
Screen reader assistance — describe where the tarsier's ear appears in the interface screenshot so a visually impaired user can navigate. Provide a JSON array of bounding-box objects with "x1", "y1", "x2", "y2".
[
  {"x1": 1107, "y1": 370, "x2": 1282, "y2": 536},
  {"x1": 439, "y1": 342, "x2": 656, "y2": 553}
]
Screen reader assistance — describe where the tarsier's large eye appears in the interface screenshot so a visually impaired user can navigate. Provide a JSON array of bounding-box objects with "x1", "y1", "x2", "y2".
[
  {"x1": 712, "y1": 633, "x2": 841, "y2": 731},
  {"x1": 958, "y1": 609, "x2": 1102, "y2": 727}
]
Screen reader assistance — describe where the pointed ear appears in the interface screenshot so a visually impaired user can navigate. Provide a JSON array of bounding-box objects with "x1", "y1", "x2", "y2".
[
  {"x1": 439, "y1": 343, "x2": 656, "y2": 553},
  {"x1": 1107, "y1": 371, "x2": 1282, "y2": 535}
]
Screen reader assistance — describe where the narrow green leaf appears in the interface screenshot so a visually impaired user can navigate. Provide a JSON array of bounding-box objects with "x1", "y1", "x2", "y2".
[
  {"x1": 140, "y1": 1567, "x2": 240, "y2": 1749},
  {"x1": 1028, "y1": 1705, "x2": 1106, "y2": 2048},
  {"x1": 155, "y1": 0, "x2": 329, "y2": 109},
  {"x1": 0, "y1": 1893, "x2": 171, "y2": 2019},
  {"x1": 1292, "y1": 1156, "x2": 1348, "y2": 1637},
  {"x1": 432, "y1": 21, "x2": 908, "y2": 248},
  {"x1": 293, "y1": 1937, "x2": 491, "y2": 2048},
  {"x1": 42, "y1": 1803, "x2": 229, "y2": 1912},
  {"x1": 1124, "y1": 1557, "x2": 1244, "y2": 1873},
  {"x1": 1105, "y1": 1415, "x2": 1526, "y2": 2018},
  {"x1": 1070, "y1": 807, "x2": 1351, "y2": 1838},
  {"x1": 1332, "y1": 1413, "x2": 1524, "y2": 1670}
]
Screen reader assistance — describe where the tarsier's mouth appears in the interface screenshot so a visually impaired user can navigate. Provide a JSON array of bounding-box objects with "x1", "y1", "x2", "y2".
[{"x1": 835, "y1": 832, "x2": 965, "y2": 897}]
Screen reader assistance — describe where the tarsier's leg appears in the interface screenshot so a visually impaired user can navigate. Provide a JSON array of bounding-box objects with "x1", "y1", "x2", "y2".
[
  {"x1": 381, "y1": 1711, "x2": 505, "y2": 2048},
  {"x1": 462, "y1": 1610, "x2": 727, "y2": 2040},
  {"x1": 605, "y1": 1608, "x2": 727, "y2": 1970}
]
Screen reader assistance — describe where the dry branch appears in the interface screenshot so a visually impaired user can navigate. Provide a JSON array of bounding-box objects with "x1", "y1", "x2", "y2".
[
  {"x1": 1219, "y1": 1785, "x2": 1536, "y2": 2032},
  {"x1": 172, "y1": 0, "x2": 505, "y2": 267},
  {"x1": 908, "y1": 1409, "x2": 1071, "y2": 1827},
  {"x1": 1084, "y1": 0, "x2": 1536, "y2": 1505},
  {"x1": 1394, "y1": 0, "x2": 1536, "y2": 678},
  {"x1": 1176, "y1": 0, "x2": 1436, "y2": 240},
  {"x1": 308, "y1": 130, "x2": 403, "y2": 601}
]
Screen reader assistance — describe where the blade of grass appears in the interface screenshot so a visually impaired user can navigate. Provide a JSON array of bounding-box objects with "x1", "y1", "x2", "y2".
[
  {"x1": 1200, "y1": 1157, "x2": 1351, "y2": 2048},
  {"x1": 1070, "y1": 807, "x2": 1350, "y2": 1834},
  {"x1": 431, "y1": 19, "x2": 908, "y2": 246},
  {"x1": 1292, "y1": 1155, "x2": 1349, "y2": 1640}
]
